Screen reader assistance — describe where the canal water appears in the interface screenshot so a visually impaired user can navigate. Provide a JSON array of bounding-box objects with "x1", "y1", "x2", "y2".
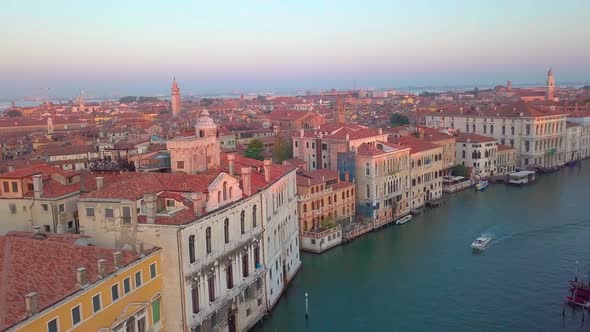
[{"x1": 256, "y1": 161, "x2": 590, "y2": 331}]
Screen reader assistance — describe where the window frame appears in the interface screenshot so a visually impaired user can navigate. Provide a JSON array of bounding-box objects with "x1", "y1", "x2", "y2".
[
  {"x1": 92, "y1": 293, "x2": 102, "y2": 313},
  {"x1": 123, "y1": 277, "x2": 132, "y2": 294},
  {"x1": 111, "y1": 283, "x2": 120, "y2": 302},
  {"x1": 47, "y1": 316, "x2": 59, "y2": 332},
  {"x1": 149, "y1": 263, "x2": 157, "y2": 279},
  {"x1": 71, "y1": 304, "x2": 82, "y2": 327},
  {"x1": 135, "y1": 270, "x2": 143, "y2": 288}
]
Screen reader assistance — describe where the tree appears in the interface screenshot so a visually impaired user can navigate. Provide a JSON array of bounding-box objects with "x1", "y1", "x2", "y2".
[
  {"x1": 244, "y1": 139, "x2": 265, "y2": 160},
  {"x1": 390, "y1": 113, "x2": 410, "y2": 127},
  {"x1": 452, "y1": 164, "x2": 470, "y2": 177},
  {"x1": 119, "y1": 96, "x2": 137, "y2": 103},
  {"x1": 5, "y1": 109, "x2": 22, "y2": 117},
  {"x1": 272, "y1": 136, "x2": 293, "y2": 163}
]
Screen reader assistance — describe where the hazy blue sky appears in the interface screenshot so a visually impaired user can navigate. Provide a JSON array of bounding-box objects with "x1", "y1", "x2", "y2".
[{"x1": 1, "y1": 0, "x2": 589, "y2": 98}]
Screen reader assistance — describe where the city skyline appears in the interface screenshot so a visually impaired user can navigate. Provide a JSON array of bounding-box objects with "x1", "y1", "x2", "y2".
[{"x1": 2, "y1": 0, "x2": 590, "y2": 98}]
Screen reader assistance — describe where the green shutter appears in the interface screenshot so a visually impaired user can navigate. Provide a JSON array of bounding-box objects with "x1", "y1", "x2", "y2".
[{"x1": 152, "y1": 298, "x2": 161, "y2": 323}]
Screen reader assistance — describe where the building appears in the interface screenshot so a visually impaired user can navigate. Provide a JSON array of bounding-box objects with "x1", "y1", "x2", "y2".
[
  {"x1": 496, "y1": 144, "x2": 517, "y2": 175},
  {"x1": 292, "y1": 123, "x2": 388, "y2": 172},
  {"x1": 78, "y1": 111, "x2": 301, "y2": 332},
  {"x1": 355, "y1": 141, "x2": 411, "y2": 226},
  {"x1": 295, "y1": 169, "x2": 355, "y2": 253},
  {"x1": 0, "y1": 232, "x2": 163, "y2": 332},
  {"x1": 426, "y1": 101, "x2": 568, "y2": 169},
  {"x1": 172, "y1": 78, "x2": 181, "y2": 117},
  {"x1": 454, "y1": 133, "x2": 498, "y2": 178},
  {"x1": 167, "y1": 110, "x2": 221, "y2": 174},
  {"x1": 390, "y1": 136, "x2": 444, "y2": 210},
  {"x1": 266, "y1": 110, "x2": 325, "y2": 135},
  {"x1": 0, "y1": 164, "x2": 96, "y2": 235},
  {"x1": 567, "y1": 115, "x2": 590, "y2": 160},
  {"x1": 546, "y1": 67, "x2": 555, "y2": 102}
]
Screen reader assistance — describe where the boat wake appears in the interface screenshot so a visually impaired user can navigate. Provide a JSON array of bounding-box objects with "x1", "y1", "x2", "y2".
[{"x1": 489, "y1": 219, "x2": 590, "y2": 247}]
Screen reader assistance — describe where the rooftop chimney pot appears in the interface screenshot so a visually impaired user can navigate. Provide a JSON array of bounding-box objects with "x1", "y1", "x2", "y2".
[{"x1": 25, "y1": 292, "x2": 39, "y2": 316}]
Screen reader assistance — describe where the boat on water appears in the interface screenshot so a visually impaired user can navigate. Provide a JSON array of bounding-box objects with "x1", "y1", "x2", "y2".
[
  {"x1": 395, "y1": 215, "x2": 412, "y2": 225},
  {"x1": 475, "y1": 181, "x2": 489, "y2": 191},
  {"x1": 471, "y1": 235, "x2": 492, "y2": 250}
]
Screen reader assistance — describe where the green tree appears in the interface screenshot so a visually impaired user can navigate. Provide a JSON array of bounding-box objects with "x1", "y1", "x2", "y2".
[
  {"x1": 390, "y1": 113, "x2": 410, "y2": 127},
  {"x1": 452, "y1": 164, "x2": 470, "y2": 177},
  {"x1": 119, "y1": 96, "x2": 137, "y2": 103},
  {"x1": 272, "y1": 136, "x2": 293, "y2": 163},
  {"x1": 244, "y1": 138, "x2": 265, "y2": 160},
  {"x1": 5, "y1": 109, "x2": 22, "y2": 117},
  {"x1": 137, "y1": 96, "x2": 160, "y2": 103}
]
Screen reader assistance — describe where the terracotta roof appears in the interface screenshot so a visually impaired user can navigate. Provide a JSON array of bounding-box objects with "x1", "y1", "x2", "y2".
[
  {"x1": 81, "y1": 171, "x2": 221, "y2": 201},
  {"x1": 455, "y1": 132, "x2": 496, "y2": 144},
  {"x1": 0, "y1": 235, "x2": 145, "y2": 331},
  {"x1": 356, "y1": 143, "x2": 387, "y2": 156},
  {"x1": 497, "y1": 144, "x2": 515, "y2": 151},
  {"x1": 389, "y1": 136, "x2": 441, "y2": 154}
]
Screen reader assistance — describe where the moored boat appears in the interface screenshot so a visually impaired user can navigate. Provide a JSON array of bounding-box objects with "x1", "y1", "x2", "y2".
[
  {"x1": 395, "y1": 215, "x2": 412, "y2": 225},
  {"x1": 475, "y1": 180, "x2": 489, "y2": 191}
]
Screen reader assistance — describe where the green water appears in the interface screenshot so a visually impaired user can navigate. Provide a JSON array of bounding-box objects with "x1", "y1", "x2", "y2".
[{"x1": 256, "y1": 162, "x2": 590, "y2": 331}]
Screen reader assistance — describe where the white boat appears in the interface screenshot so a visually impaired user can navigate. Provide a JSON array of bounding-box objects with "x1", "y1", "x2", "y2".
[
  {"x1": 475, "y1": 180, "x2": 489, "y2": 191},
  {"x1": 396, "y1": 215, "x2": 412, "y2": 225},
  {"x1": 471, "y1": 235, "x2": 492, "y2": 250}
]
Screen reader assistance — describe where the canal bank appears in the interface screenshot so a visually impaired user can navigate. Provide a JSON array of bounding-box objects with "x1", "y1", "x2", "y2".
[{"x1": 255, "y1": 161, "x2": 590, "y2": 331}]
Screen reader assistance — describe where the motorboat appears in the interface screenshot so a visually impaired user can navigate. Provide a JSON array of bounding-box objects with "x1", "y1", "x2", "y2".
[
  {"x1": 395, "y1": 215, "x2": 412, "y2": 225},
  {"x1": 475, "y1": 180, "x2": 489, "y2": 191},
  {"x1": 471, "y1": 235, "x2": 492, "y2": 250}
]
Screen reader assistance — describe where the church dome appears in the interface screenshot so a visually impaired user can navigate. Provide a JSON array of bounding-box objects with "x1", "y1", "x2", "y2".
[{"x1": 195, "y1": 109, "x2": 216, "y2": 129}]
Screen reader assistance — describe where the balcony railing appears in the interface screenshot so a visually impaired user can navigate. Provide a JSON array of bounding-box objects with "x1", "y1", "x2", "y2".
[
  {"x1": 301, "y1": 225, "x2": 342, "y2": 239},
  {"x1": 297, "y1": 186, "x2": 333, "y2": 201}
]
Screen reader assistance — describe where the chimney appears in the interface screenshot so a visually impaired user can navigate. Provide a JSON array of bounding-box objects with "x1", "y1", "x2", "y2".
[
  {"x1": 263, "y1": 159, "x2": 272, "y2": 183},
  {"x1": 227, "y1": 153, "x2": 236, "y2": 176},
  {"x1": 144, "y1": 193, "x2": 157, "y2": 224},
  {"x1": 95, "y1": 177, "x2": 104, "y2": 190},
  {"x1": 191, "y1": 192, "x2": 203, "y2": 217},
  {"x1": 135, "y1": 241, "x2": 144, "y2": 255},
  {"x1": 32, "y1": 174, "x2": 43, "y2": 199},
  {"x1": 113, "y1": 251, "x2": 122, "y2": 268},
  {"x1": 345, "y1": 133, "x2": 350, "y2": 141},
  {"x1": 241, "y1": 167, "x2": 251, "y2": 196},
  {"x1": 76, "y1": 267, "x2": 88, "y2": 287},
  {"x1": 378, "y1": 128, "x2": 383, "y2": 135},
  {"x1": 25, "y1": 292, "x2": 39, "y2": 316},
  {"x1": 97, "y1": 259, "x2": 107, "y2": 278},
  {"x1": 7, "y1": 164, "x2": 15, "y2": 172}
]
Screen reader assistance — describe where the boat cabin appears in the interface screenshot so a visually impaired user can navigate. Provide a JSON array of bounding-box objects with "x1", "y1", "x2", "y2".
[{"x1": 507, "y1": 170, "x2": 536, "y2": 185}]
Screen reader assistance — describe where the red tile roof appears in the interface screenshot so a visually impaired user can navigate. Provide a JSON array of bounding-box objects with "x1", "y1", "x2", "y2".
[
  {"x1": 455, "y1": 132, "x2": 496, "y2": 143},
  {"x1": 389, "y1": 136, "x2": 441, "y2": 154},
  {"x1": 0, "y1": 235, "x2": 145, "y2": 331}
]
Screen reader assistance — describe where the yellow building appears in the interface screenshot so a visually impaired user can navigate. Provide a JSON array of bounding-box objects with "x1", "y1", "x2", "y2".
[{"x1": 0, "y1": 232, "x2": 164, "y2": 332}]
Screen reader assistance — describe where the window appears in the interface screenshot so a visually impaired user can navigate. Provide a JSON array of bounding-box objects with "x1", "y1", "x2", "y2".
[
  {"x1": 124, "y1": 277, "x2": 131, "y2": 294},
  {"x1": 252, "y1": 205, "x2": 257, "y2": 227},
  {"x1": 226, "y1": 264, "x2": 234, "y2": 289},
  {"x1": 92, "y1": 294, "x2": 101, "y2": 313},
  {"x1": 71, "y1": 305, "x2": 81, "y2": 326},
  {"x1": 111, "y1": 283, "x2": 120, "y2": 302},
  {"x1": 240, "y1": 213, "x2": 245, "y2": 235},
  {"x1": 208, "y1": 276, "x2": 215, "y2": 302},
  {"x1": 9, "y1": 204, "x2": 16, "y2": 214},
  {"x1": 11, "y1": 181, "x2": 18, "y2": 192},
  {"x1": 42, "y1": 204, "x2": 49, "y2": 212},
  {"x1": 365, "y1": 162, "x2": 370, "y2": 176},
  {"x1": 47, "y1": 318, "x2": 58, "y2": 332},
  {"x1": 122, "y1": 206, "x2": 131, "y2": 224},
  {"x1": 105, "y1": 208, "x2": 114, "y2": 218},
  {"x1": 254, "y1": 246, "x2": 260, "y2": 268},
  {"x1": 189, "y1": 235, "x2": 196, "y2": 263},
  {"x1": 166, "y1": 200, "x2": 175, "y2": 207},
  {"x1": 86, "y1": 207, "x2": 94, "y2": 216},
  {"x1": 152, "y1": 297, "x2": 161, "y2": 324},
  {"x1": 2, "y1": 182, "x2": 8, "y2": 193},
  {"x1": 242, "y1": 253, "x2": 249, "y2": 277},
  {"x1": 191, "y1": 287, "x2": 199, "y2": 313},
  {"x1": 206, "y1": 227, "x2": 212, "y2": 254},
  {"x1": 176, "y1": 161, "x2": 184, "y2": 169},
  {"x1": 58, "y1": 204, "x2": 65, "y2": 213},
  {"x1": 67, "y1": 220, "x2": 74, "y2": 229},
  {"x1": 150, "y1": 263, "x2": 157, "y2": 279},
  {"x1": 135, "y1": 271, "x2": 142, "y2": 288}
]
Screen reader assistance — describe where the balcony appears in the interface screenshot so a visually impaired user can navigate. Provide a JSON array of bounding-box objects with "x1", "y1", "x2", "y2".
[
  {"x1": 297, "y1": 186, "x2": 333, "y2": 201},
  {"x1": 301, "y1": 225, "x2": 342, "y2": 239}
]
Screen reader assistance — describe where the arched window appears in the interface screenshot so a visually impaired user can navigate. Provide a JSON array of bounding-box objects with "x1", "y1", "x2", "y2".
[
  {"x1": 342, "y1": 192, "x2": 345, "y2": 200},
  {"x1": 222, "y1": 181, "x2": 228, "y2": 201},
  {"x1": 240, "y1": 210, "x2": 245, "y2": 234},
  {"x1": 366, "y1": 184, "x2": 371, "y2": 199},
  {"x1": 365, "y1": 162, "x2": 370, "y2": 176},
  {"x1": 205, "y1": 227, "x2": 212, "y2": 254},
  {"x1": 472, "y1": 124, "x2": 476, "y2": 133},
  {"x1": 303, "y1": 204, "x2": 307, "y2": 213},
  {"x1": 217, "y1": 191, "x2": 221, "y2": 204},
  {"x1": 229, "y1": 187, "x2": 233, "y2": 199},
  {"x1": 188, "y1": 235, "x2": 195, "y2": 263},
  {"x1": 224, "y1": 218, "x2": 230, "y2": 244},
  {"x1": 252, "y1": 205, "x2": 257, "y2": 227}
]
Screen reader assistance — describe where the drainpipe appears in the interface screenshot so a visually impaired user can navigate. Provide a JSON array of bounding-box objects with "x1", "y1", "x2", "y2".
[{"x1": 177, "y1": 227, "x2": 188, "y2": 332}]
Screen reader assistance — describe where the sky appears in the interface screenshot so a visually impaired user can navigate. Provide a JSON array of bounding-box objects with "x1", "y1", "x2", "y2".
[{"x1": 1, "y1": 0, "x2": 590, "y2": 99}]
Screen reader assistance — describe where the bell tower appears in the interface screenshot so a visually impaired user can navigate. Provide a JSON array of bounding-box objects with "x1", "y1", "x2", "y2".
[
  {"x1": 171, "y1": 78, "x2": 181, "y2": 117},
  {"x1": 546, "y1": 67, "x2": 555, "y2": 101}
]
